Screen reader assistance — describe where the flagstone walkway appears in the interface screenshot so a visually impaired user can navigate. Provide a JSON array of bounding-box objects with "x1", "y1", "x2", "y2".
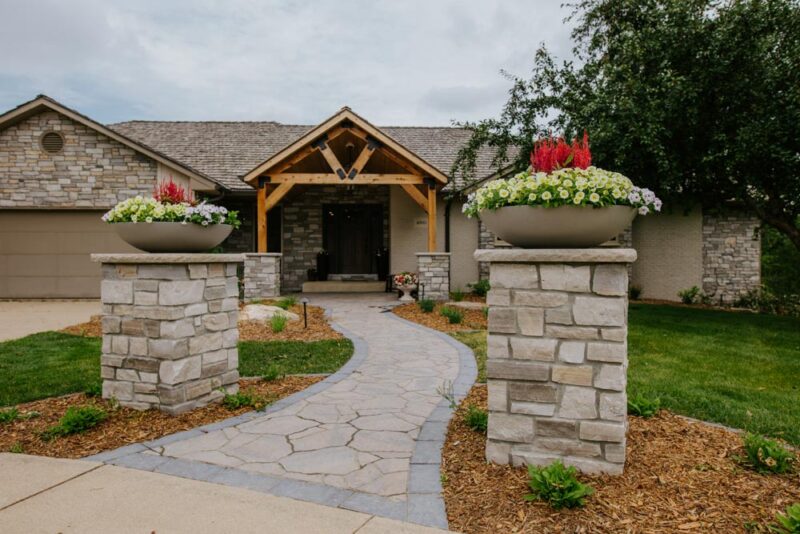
[{"x1": 89, "y1": 294, "x2": 477, "y2": 529}]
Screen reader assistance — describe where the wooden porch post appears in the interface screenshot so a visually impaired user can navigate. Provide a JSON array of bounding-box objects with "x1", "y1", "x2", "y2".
[
  {"x1": 257, "y1": 181, "x2": 267, "y2": 253},
  {"x1": 426, "y1": 180, "x2": 437, "y2": 252}
]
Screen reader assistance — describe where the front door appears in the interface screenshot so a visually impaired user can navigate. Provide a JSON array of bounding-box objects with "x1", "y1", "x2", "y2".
[{"x1": 323, "y1": 204, "x2": 383, "y2": 274}]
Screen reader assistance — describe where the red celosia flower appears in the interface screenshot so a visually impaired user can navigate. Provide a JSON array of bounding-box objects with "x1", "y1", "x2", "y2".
[
  {"x1": 530, "y1": 132, "x2": 592, "y2": 173},
  {"x1": 153, "y1": 178, "x2": 195, "y2": 205}
]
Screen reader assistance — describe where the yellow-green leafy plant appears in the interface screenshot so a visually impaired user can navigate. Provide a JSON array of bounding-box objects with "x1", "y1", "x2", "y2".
[{"x1": 525, "y1": 460, "x2": 595, "y2": 509}]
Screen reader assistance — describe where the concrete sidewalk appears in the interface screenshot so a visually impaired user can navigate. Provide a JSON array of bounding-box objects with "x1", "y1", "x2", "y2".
[
  {"x1": 0, "y1": 454, "x2": 452, "y2": 534},
  {"x1": 0, "y1": 300, "x2": 100, "y2": 341}
]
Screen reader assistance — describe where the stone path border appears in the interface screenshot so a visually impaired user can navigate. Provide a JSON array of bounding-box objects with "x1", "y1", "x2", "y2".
[{"x1": 88, "y1": 303, "x2": 477, "y2": 530}]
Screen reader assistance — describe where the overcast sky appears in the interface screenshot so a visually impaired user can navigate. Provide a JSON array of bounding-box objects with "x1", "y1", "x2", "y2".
[{"x1": 0, "y1": 1, "x2": 575, "y2": 126}]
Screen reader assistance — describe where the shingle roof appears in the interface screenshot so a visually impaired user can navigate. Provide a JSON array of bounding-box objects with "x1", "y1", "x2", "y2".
[{"x1": 108, "y1": 120, "x2": 505, "y2": 192}]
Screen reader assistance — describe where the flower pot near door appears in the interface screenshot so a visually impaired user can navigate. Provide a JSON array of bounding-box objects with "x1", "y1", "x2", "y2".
[{"x1": 393, "y1": 272, "x2": 418, "y2": 302}]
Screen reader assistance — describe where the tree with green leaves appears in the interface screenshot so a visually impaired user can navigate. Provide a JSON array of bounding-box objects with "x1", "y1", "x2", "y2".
[{"x1": 453, "y1": 0, "x2": 800, "y2": 251}]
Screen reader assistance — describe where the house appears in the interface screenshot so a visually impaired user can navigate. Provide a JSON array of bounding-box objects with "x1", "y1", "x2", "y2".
[{"x1": 0, "y1": 95, "x2": 761, "y2": 302}]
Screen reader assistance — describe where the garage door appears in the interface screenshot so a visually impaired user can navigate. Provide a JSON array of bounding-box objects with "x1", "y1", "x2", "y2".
[{"x1": 0, "y1": 211, "x2": 137, "y2": 298}]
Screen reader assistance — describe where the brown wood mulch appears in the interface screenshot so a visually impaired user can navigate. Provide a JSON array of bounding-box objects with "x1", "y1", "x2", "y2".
[
  {"x1": 60, "y1": 302, "x2": 342, "y2": 342},
  {"x1": 443, "y1": 386, "x2": 800, "y2": 534},
  {"x1": 0, "y1": 376, "x2": 322, "y2": 459},
  {"x1": 393, "y1": 302, "x2": 487, "y2": 332}
]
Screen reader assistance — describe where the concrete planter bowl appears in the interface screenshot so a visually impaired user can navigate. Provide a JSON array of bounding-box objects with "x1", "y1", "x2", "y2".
[
  {"x1": 113, "y1": 222, "x2": 233, "y2": 253},
  {"x1": 480, "y1": 205, "x2": 636, "y2": 248}
]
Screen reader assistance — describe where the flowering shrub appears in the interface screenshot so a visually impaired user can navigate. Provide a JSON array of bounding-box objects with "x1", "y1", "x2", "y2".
[
  {"x1": 102, "y1": 196, "x2": 240, "y2": 228},
  {"x1": 153, "y1": 178, "x2": 195, "y2": 205},
  {"x1": 531, "y1": 133, "x2": 591, "y2": 173},
  {"x1": 462, "y1": 166, "x2": 661, "y2": 217},
  {"x1": 394, "y1": 272, "x2": 418, "y2": 286}
]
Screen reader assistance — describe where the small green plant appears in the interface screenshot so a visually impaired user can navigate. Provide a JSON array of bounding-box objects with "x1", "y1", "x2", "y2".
[
  {"x1": 629, "y1": 285, "x2": 642, "y2": 300},
  {"x1": 43, "y1": 405, "x2": 107, "y2": 439},
  {"x1": 84, "y1": 382, "x2": 102, "y2": 397},
  {"x1": 440, "y1": 306, "x2": 463, "y2": 324},
  {"x1": 222, "y1": 389, "x2": 271, "y2": 411},
  {"x1": 270, "y1": 314, "x2": 288, "y2": 333},
  {"x1": 276, "y1": 296, "x2": 297, "y2": 310},
  {"x1": 469, "y1": 279, "x2": 491, "y2": 297},
  {"x1": 450, "y1": 288, "x2": 465, "y2": 302},
  {"x1": 261, "y1": 365, "x2": 284, "y2": 382},
  {"x1": 0, "y1": 407, "x2": 20, "y2": 424},
  {"x1": 678, "y1": 286, "x2": 701, "y2": 304},
  {"x1": 436, "y1": 380, "x2": 457, "y2": 409},
  {"x1": 772, "y1": 503, "x2": 800, "y2": 533},
  {"x1": 463, "y1": 405, "x2": 488, "y2": 433},
  {"x1": 627, "y1": 394, "x2": 661, "y2": 418},
  {"x1": 741, "y1": 433, "x2": 795, "y2": 474},
  {"x1": 482, "y1": 306, "x2": 489, "y2": 318},
  {"x1": 9, "y1": 442, "x2": 24, "y2": 454},
  {"x1": 418, "y1": 298, "x2": 435, "y2": 313},
  {"x1": 524, "y1": 460, "x2": 595, "y2": 509}
]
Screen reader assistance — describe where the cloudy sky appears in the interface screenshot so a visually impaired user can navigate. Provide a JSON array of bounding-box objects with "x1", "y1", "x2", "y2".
[{"x1": 0, "y1": 1, "x2": 575, "y2": 126}]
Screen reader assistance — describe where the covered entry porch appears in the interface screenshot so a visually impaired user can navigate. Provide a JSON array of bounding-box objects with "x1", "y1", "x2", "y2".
[{"x1": 242, "y1": 107, "x2": 449, "y2": 293}]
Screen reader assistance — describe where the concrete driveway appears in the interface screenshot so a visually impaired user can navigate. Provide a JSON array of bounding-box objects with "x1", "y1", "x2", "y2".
[{"x1": 0, "y1": 301, "x2": 100, "y2": 341}]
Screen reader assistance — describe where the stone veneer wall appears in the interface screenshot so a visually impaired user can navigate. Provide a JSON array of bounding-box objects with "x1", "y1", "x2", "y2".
[
  {"x1": 243, "y1": 253, "x2": 281, "y2": 301},
  {"x1": 95, "y1": 254, "x2": 242, "y2": 415},
  {"x1": 280, "y1": 184, "x2": 390, "y2": 291},
  {"x1": 477, "y1": 248, "x2": 636, "y2": 475},
  {"x1": 702, "y1": 209, "x2": 761, "y2": 303},
  {"x1": 478, "y1": 219, "x2": 496, "y2": 280},
  {"x1": 417, "y1": 253, "x2": 450, "y2": 301},
  {"x1": 220, "y1": 196, "x2": 256, "y2": 253},
  {"x1": 0, "y1": 110, "x2": 157, "y2": 208}
]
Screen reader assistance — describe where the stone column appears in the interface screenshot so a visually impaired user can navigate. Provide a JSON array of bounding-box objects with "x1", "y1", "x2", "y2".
[
  {"x1": 243, "y1": 253, "x2": 282, "y2": 301},
  {"x1": 475, "y1": 248, "x2": 637, "y2": 475},
  {"x1": 92, "y1": 254, "x2": 243, "y2": 415},
  {"x1": 416, "y1": 252, "x2": 450, "y2": 301}
]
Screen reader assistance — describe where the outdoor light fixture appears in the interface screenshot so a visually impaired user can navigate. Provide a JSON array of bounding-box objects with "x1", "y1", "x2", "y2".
[{"x1": 301, "y1": 297, "x2": 309, "y2": 328}]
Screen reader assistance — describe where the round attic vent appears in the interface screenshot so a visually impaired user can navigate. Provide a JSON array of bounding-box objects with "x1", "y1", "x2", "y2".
[{"x1": 40, "y1": 131, "x2": 64, "y2": 154}]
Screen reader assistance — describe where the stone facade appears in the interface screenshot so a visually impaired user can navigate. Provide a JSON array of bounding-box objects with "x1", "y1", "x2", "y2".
[
  {"x1": 220, "y1": 196, "x2": 256, "y2": 253},
  {"x1": 476, "y1": 248, "x2": 636, "y2": 475},
  {"x1": 702, "y1": 209, "x2": 761, "y2": 303},
  {"x1": 281, "y1": 184, "x2": 390, "y2": 291},
  {"x1": 243, "y1": 253, "x2": 281, "y2": 301},
  {"x1": 95, "y1": 254, "x2": 242, "y2": 415},
  {"x1": 478, "y1": 219, "x2": 496, "y2": 280},
  {"x1": 0, "y1": 110, "x2": 157, "y2": 208},
  {"x1": 417, "y1": 252, "x2": 450, "y2": 301}
]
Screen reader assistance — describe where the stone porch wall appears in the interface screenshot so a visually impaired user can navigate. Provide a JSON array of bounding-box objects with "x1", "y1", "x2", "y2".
[
  {"x1": 0, "y1": 110, "x2": 157, "y2": 208},
  {"x1": 220, "y1": 196, "x2": 256, "y2": 253},
  {"x1": 280, "y1": 184, "x2": 390, "y2": 291}
]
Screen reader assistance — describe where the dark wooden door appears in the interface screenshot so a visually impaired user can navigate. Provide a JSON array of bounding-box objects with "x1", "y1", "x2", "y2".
[{"x1": 323, "y1": 204, "x2": 383, "y2": 274}]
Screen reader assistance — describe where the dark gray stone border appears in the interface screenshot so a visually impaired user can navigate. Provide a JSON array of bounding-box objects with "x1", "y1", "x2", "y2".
[{"x1": 86, "y1": 304, "x2": 477, "y2": 530}]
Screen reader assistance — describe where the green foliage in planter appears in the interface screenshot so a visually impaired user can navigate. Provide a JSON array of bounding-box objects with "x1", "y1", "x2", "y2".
[
  {"x1": 276, "y1": 297, "x2": 297, "y2": 310},
  {"x1": 627, "y1": 394, "x2": 661, "y2": 418},
  {"x1": 270, "y1": 314, "x2": 288, "y2": 333},
  {"x1": 741, "y1": 433, "x2": 795, "y2": 474},
  {"x1": 773, "y1": 503, "x2": 800, "y2": 533},
  {"x1": 469, "y1": 279, "x2": 491, "y2": 297},
  {"x1": 450, "y1": 289, "x2": 465, "y2": 302},
  {"x1": 440, "y1": 306, "x2": 463, "y2": 324},
  {"x1": 222, "y1": 389, "x2": 271, "y2": 411},
  {"x1": 463, "y1": 405, "x2": 488, "y2": 433},
  {"x1": 43, "y1": 406, "x2": 107, "y2": 439},
  {"x1": 418, "y1": 299, "x2": 435, "y2": 313},
  {"x1": 524, "y1": 460, "x2": 595, "y2": 509}
]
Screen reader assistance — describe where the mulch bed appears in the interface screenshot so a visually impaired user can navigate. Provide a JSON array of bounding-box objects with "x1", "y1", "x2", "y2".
[
  {"x1": 443, "y1": 386, "x2": 800, "y2": 534},
  {"x1": 394, "y1": 302, "x2": 487, "y2": 332},
  {"x1": 60, "y1": 302, "x2": 342, "y2": 342},
  {"x1": 0, "y1": 376, "x2": 322, "y2": 459}
]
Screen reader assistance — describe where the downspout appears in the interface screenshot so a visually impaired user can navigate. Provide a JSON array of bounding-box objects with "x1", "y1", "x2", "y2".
[{"x1": 444, "y1": 197, "x2": 453, "y2": 253}]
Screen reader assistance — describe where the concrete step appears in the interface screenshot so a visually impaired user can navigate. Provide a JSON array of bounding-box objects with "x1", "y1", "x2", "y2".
[{"x1": 302, "y1": 281, "x2": 386, "y2": 293}]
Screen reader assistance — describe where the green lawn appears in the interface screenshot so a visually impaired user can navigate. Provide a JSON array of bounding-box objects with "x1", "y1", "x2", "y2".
[
  {"x1": 448, "y1": 304, "x2": 800, "y2": 446},
  {"x1": 0, "y1": 334, "x2": 353, "y2": 407}
]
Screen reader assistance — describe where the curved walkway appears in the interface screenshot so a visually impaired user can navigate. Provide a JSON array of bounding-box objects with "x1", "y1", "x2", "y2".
[{"x1": 89, "y1": 294, "x2": 477, "y2": 529}]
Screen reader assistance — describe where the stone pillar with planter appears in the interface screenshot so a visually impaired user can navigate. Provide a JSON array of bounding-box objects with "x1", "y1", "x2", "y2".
[
  {"x1": 476, "y1": 248, "x2": 636, "y2": 475},
  {"x1": 243, "y1": 253, "x2": 282, "y2": 302},
  {"x1": 416, "y1": 252, "x2": 450, "y2": 301},
  {"x1": 92, "y1": 253, "x2": 243, "y2": 415}
]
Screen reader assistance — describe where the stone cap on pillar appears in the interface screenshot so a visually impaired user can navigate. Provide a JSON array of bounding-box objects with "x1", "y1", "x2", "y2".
[
  {"x1": 243, "y1": 253, "x2": 283, "y2": 257},
  {"x1": 474, "y1": 248, "x2": 637, "y2": 263},
  {"x1": 415, "y1": 252, "x2": 451, "y2": 256},
  {"x1": 91, "y1": 253, "x2": 245, "y2": 264}
]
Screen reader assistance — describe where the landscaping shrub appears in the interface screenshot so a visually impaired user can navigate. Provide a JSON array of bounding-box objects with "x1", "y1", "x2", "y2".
[
  {"x1": 741, "y1": 433, "x2": 795, "y2": 474},
  {"x1": 9, "y1": 442, "x2": 24, "y2": 454},
  {"x1": 276, "y1": 297, "x2": 297, "y2": 310},
  {"x1": 450, "y1": 288, "x2": 466, "y2": 302},
  {"x1": 270, "y1": 314, "x2": 288, "y2": 333},
  {"x1": 773, "y1": 503, "x2": 800, "y2": 533},
  {"x1": 84, "y1": 382, "x2": 102, "y2": 398},
  {"x1": 222, "y1": 389, "x2": 271, "y2": 411},
  {"x1": 43, "y1": 406, "x2": 107, "y2": 439},
  {"x1": 0, "y1": 407, "x2": 19, "y2": 424},
  {"x1": 463, "y1": 405, "x2": 488, "y2": 433},
  {"x1": 469, "y1": 279, "x2": 490, "y2": 297},
  {"x1": 440, "y1": 306, "x2": 463, "y2": 324},
  {"x1": 261, "y1": 365, "x2": 284, "y2": 382},
  {"x1": 629, "y1": 285, "x2": 642, "y2": 300},
  {"x1": 417, "y1": 299, "x2": 435, "y2": 313},
  {"x1": 678, "y1": 286, "x2": 712, "y2": 305},
  {"x1": 735, "y1": 287, "x2": 800, "y2": 318},
  {"x1": 627, "y1": 393, "x2": 661, "y2": 418},
  {"x1": 524, "y1": 460, "x2": 594, "y2": 509}
]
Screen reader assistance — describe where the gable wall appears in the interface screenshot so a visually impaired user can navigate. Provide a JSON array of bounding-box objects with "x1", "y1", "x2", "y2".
[{"x1": 0, "y1": 110, "x2": 157, "y2": 209}]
